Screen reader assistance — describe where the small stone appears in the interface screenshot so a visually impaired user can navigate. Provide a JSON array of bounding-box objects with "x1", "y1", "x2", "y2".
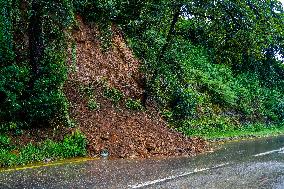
[
  {"x1": 100, "y1": 149, "x2": 110, "y2": 158},
  {"x1": 43, "y1": 158, "x2": 52, "y2": 163}
]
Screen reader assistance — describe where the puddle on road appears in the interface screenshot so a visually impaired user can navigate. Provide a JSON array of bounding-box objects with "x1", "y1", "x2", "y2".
[{"x1": 221, "y1": 135, "x2": 284, "y2": 156}]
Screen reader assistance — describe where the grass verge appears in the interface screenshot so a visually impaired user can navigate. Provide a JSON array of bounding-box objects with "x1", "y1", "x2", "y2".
[
  {"x1": 0, "y1": 130, "x2": 87, "y2": 168},
  {"x1": 201, "y1": 124, "x2": 284, "y2": 141}
]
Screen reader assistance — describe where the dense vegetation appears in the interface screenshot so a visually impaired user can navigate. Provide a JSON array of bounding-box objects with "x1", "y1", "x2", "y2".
[
  {"x1": 0, "y1": 0, "x2": 74, "y2": 130},
  {"x1": 74, "y1": 0, "x2": 284, "y2": 137},
  {"x1": 0, "y1": 0, "x2": 284, "y2": 166},
  {"x1": 0, "y1": 130, "x2": 86, "y2": 167},
  {"x1": 0, "y1": 0, "x2": 79, "y2": 166}
]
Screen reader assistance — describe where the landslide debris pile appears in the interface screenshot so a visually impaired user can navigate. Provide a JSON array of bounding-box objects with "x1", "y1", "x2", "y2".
[{"x1": 65, "y1": 17, "x2": 207, "y2": 158}]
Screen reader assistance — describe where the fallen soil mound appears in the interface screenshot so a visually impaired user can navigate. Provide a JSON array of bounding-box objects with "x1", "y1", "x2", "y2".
[{"x1": 65, "y1": 16, "x2": 207, "y2": 159}]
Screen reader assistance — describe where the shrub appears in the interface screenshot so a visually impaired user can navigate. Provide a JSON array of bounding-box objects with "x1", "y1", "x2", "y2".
[
  {"x1": 103, "y1": 87, "x2": 123, "y2": 105},
  {"x1": 275, "y1": 101, "x2": 284, "y2": 121},
  {"x1": 88, "y1": 98, "x2": 100, "y2": 111},
  {"x1": 80, "y1": 83, "x2": 95, "y2": 97},
  {"x1": 176, "y1": 115, "x2": 236, "y2": 137},
  {"x1": 61, "y1": 130, "x2": 87, "y2": 157},
  {"x1": 129, "y1": 30, "x2": 284, "y2": 137},
  {"x1": 171, "y1": 88, "x2": 199, "y2": 120},
  {"x1": 0, "y1": 134, "x2": 11, "y2": 150},
  {"x1": 146, "y1": 38, "x2": 237, "y2": 121},
  {"x1": 125, "y1": 98, "x2": 143, "y2": 111},
  {"x1": 0, "y1": 0, "x2": 74, "y2": 129},
  {"x1": 0, "y1": 131, "x2": 87, "y2": 167}
]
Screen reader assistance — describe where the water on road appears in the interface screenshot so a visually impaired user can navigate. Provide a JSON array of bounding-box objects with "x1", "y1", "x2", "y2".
[{"x1": 0, "y1": 136, "x2": 284, "y2": 189}]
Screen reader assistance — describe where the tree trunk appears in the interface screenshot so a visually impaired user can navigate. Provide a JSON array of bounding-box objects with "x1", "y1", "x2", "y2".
[
  {"x1": 159, "y1": 4, "x2": 182, "y2": 59},
  {"x1": 28, "y1": 1, "x2": 44, "y2": 78}
]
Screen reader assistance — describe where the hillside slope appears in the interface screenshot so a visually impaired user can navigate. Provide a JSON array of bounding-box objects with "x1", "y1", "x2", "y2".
[{"x1": 64, "y1": 17, "x2": 207, "y2": 159}]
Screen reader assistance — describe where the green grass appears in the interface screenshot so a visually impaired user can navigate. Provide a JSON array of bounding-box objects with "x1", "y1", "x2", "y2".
[
  {"x1": 195, "y1": 124, "x2": 284, "y2": 140},
  {"x1": 0, "y1": 130, "x2": 87, "y2": 168}
]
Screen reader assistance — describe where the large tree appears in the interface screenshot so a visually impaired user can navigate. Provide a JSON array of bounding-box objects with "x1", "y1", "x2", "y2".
[
  {"x1": 0, "y1": 0, "x2": 74, "y2": 128},
  {"x1": 119, "y1": 0, "x2": 284, "y2": 65},
  {"x1": 179, "y1": 0, "x2": 284, "y2": 69}
]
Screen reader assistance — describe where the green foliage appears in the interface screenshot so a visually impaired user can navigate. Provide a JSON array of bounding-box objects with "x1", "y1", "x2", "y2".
[
  {"x1": 0, "y1": 0, "x2": 14, "y2": 63},
  {"x1": 142, "y1": 38, "x2": 238, "y2": 122},
  {"x1": 176, "y1": 115, "x2": 236, "y2": 137},
  {"x1": 80, "y1": 83, "x2": 95, "y2": 97},
  {"x1": 24, "y1": 0, "x2": 73, "y2": 125},
  {"x1": 60, "y1": 130, "x2": 87, "y2": 157},
  {"x1": 0, "y1": 0, "x2": 74, "y2": 129},
  {"x1": 127, "y1": 15, "x2": 283, "y2": 137},
  {"x1": 0, "y1": 134, "x2": 11, "y2": 150},
  {"x1": 88, "y1": 98, "x2": 100, "y2": 111},
  {"x1": 0, "y1": 65, "x2": 30, "y2": 123},
  {"x1": 103, "y1": 86, "x2": 123, "y2": 105},
  {"x1": 274, "y1": 101, "x2": 284, "y2": 121},
  {"x1": 0, "y1": 0, "x2": 284, "y2": 139},
  {"x1": 233, "y1": 73, "x2": 284, "y2": 122},
  {"x1": 73, "y1": 0, "x2": 146, "y2": 24},
  {"x1": 0, "y1": 131, "x2": 87, "y2": 167},
  {"x1": 171, "y1": 88, "x2": 199, "y2": 120},
  {"x1": 200, "y1": 123, "x2": 284, "y2": 139},
  {"x1": 179, "y1": 0, "x2": 284, "y2": 70},
  {"x1": 79, "y1": 83, "x2": 100, "y2": 111},
  {"x1": 125, "y1": 98, "x2": 143, "y2": 111},
  {"x1": 0, "y1": 0, "x2": 28, "y2": 124}
]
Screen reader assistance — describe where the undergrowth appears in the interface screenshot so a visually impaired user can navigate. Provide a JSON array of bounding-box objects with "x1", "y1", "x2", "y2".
[
  {"x1": 0, "y1": 131, "x2": 87, "y2": 168},
  {"x1": 129, "y1": 34, "x2": 284, "y2": 138},
  {"x1": 103, "y1": 86, "x2": 124, "y2": 105},
  {"x1": 125, "y1": 98, "x2": 144, "y2": 111},
  {"x1": 203, "y1": 123, "x2": 284, "y2": 139},
  {"x1": 72, "y1": 0, "x2": 284, "y2": 138}
]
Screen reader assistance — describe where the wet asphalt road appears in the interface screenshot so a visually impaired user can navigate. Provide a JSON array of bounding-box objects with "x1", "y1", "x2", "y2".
[{"x1": 0, "y1": 136, "x2": 284, "y2": 189}]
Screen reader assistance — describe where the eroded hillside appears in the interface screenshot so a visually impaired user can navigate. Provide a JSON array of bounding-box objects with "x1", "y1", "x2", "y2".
[{"x1": 65, "y1": 17, "x2": 207, "y2": 158}]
